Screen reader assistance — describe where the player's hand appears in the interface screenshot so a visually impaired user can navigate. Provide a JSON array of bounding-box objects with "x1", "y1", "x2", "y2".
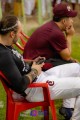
[
  {"x1": 65, "y1": 25, "x2": 75, "y2": 36},
  {"x1": 71, "y1": 58, "x2": 78, "y2": 63},
  {"x1": 34, "y1": 56, "x2": 46, "y2": 63},
  {"x1": 32, "y1": 62, "x2": 44, "y2": 75}
]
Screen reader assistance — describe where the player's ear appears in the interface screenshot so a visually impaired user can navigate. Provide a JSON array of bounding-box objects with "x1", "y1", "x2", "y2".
[
  {"x1": 61, "y1": 18, "x2": 66, "y2": 25},
  {"x1": 10, "y1": 31, "x2": 15, "y2": 38}
]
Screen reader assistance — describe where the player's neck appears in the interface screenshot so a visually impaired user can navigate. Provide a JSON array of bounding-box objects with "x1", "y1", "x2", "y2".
[
  {"x1": 55, "y1": 22, "x2": 64, "y2": 31},
  {"x1": 0, "y1": 34, "x2": 12, "y2": 46}
]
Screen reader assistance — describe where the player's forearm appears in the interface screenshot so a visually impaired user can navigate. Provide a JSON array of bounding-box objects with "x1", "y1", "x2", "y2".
[
  {"x1": 66, "y1": 36, "x2": 72, "y2": 53},
  {"x1": 65, "y1": 25, "x2": 75, "y2": 53}
]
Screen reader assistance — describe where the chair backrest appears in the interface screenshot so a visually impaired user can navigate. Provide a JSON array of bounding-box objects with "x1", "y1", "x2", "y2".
[
  {"x1": 0, "y1": 71, "x2": 10, "y2": 93},
  {"x1": 0, "y1": 71, "x2": 14, "y2": 101},
  {"x1": 15, "y1": 32, "x2": 29, "y2": 51}
]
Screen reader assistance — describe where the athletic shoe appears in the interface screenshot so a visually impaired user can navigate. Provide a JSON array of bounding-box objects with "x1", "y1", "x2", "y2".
[{"x1": 59, "y1": 107, "x2": 74, "y2": 120}]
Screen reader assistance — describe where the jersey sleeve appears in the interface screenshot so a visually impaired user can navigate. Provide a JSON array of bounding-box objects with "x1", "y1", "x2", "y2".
[{"x1": 0, "y1": 51, "x2": 30, "y2": 95}]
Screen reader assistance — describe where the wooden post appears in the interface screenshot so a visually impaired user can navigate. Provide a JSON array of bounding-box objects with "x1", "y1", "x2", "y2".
[
  {"x1": 38, "y1": 0, "x2": 43, "y2": 25},
  {"x1": 0, "y1": 1, "x2": 2, "y2": 19}
]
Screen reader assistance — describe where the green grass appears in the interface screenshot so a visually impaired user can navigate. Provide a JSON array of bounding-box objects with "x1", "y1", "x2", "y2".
[
  {"x1": 72, "y1": 34, "x2": 80, "y2": 61},
  {"x1": 0, "y1": 31, "x2": 80, "y2": 120}
]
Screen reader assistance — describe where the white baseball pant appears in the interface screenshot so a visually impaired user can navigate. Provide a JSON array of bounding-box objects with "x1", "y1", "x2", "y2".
[{"x1": 25, "y1": 63, "x2": 80, "y2": 120}]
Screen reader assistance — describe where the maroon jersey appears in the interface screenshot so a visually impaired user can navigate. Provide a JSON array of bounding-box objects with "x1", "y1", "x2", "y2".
[{"x1": 23, "y1": 21, "x2": 67, "y2": 59}]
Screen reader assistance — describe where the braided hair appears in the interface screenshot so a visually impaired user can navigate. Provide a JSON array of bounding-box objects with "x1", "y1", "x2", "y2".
[{"x1": 0, "y1": 15, "x2": 18, "y2": 35}]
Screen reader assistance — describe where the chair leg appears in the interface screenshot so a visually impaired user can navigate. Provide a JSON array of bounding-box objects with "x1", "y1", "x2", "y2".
[
  {"x1": 6, "y1": 101, "x2": 19, "y2": 120},
  {"x1": 42, "y1": 106, "x2": 49, "y2": 120},
  {"x1": 50, "y1": 100, "x2": 57, "y2": 120}
]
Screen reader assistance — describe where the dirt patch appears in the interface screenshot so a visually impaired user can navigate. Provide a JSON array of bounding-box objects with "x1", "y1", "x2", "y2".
[{"x1": 26, "y1": 16, "x2": 39, "y2": 32}]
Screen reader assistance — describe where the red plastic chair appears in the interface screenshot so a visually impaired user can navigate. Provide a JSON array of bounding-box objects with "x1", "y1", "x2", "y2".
[{"x1": 0, "y1": 71, "x2": 57, "y2": 120}]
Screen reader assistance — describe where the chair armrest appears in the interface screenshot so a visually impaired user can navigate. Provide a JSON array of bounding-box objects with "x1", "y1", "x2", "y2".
[
  {"x1": 28, "y1": 83, "x2": 50, "y2": 101},
  {"x1": 28, "y1": 83, "x2": 48, "y2": 88}
]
